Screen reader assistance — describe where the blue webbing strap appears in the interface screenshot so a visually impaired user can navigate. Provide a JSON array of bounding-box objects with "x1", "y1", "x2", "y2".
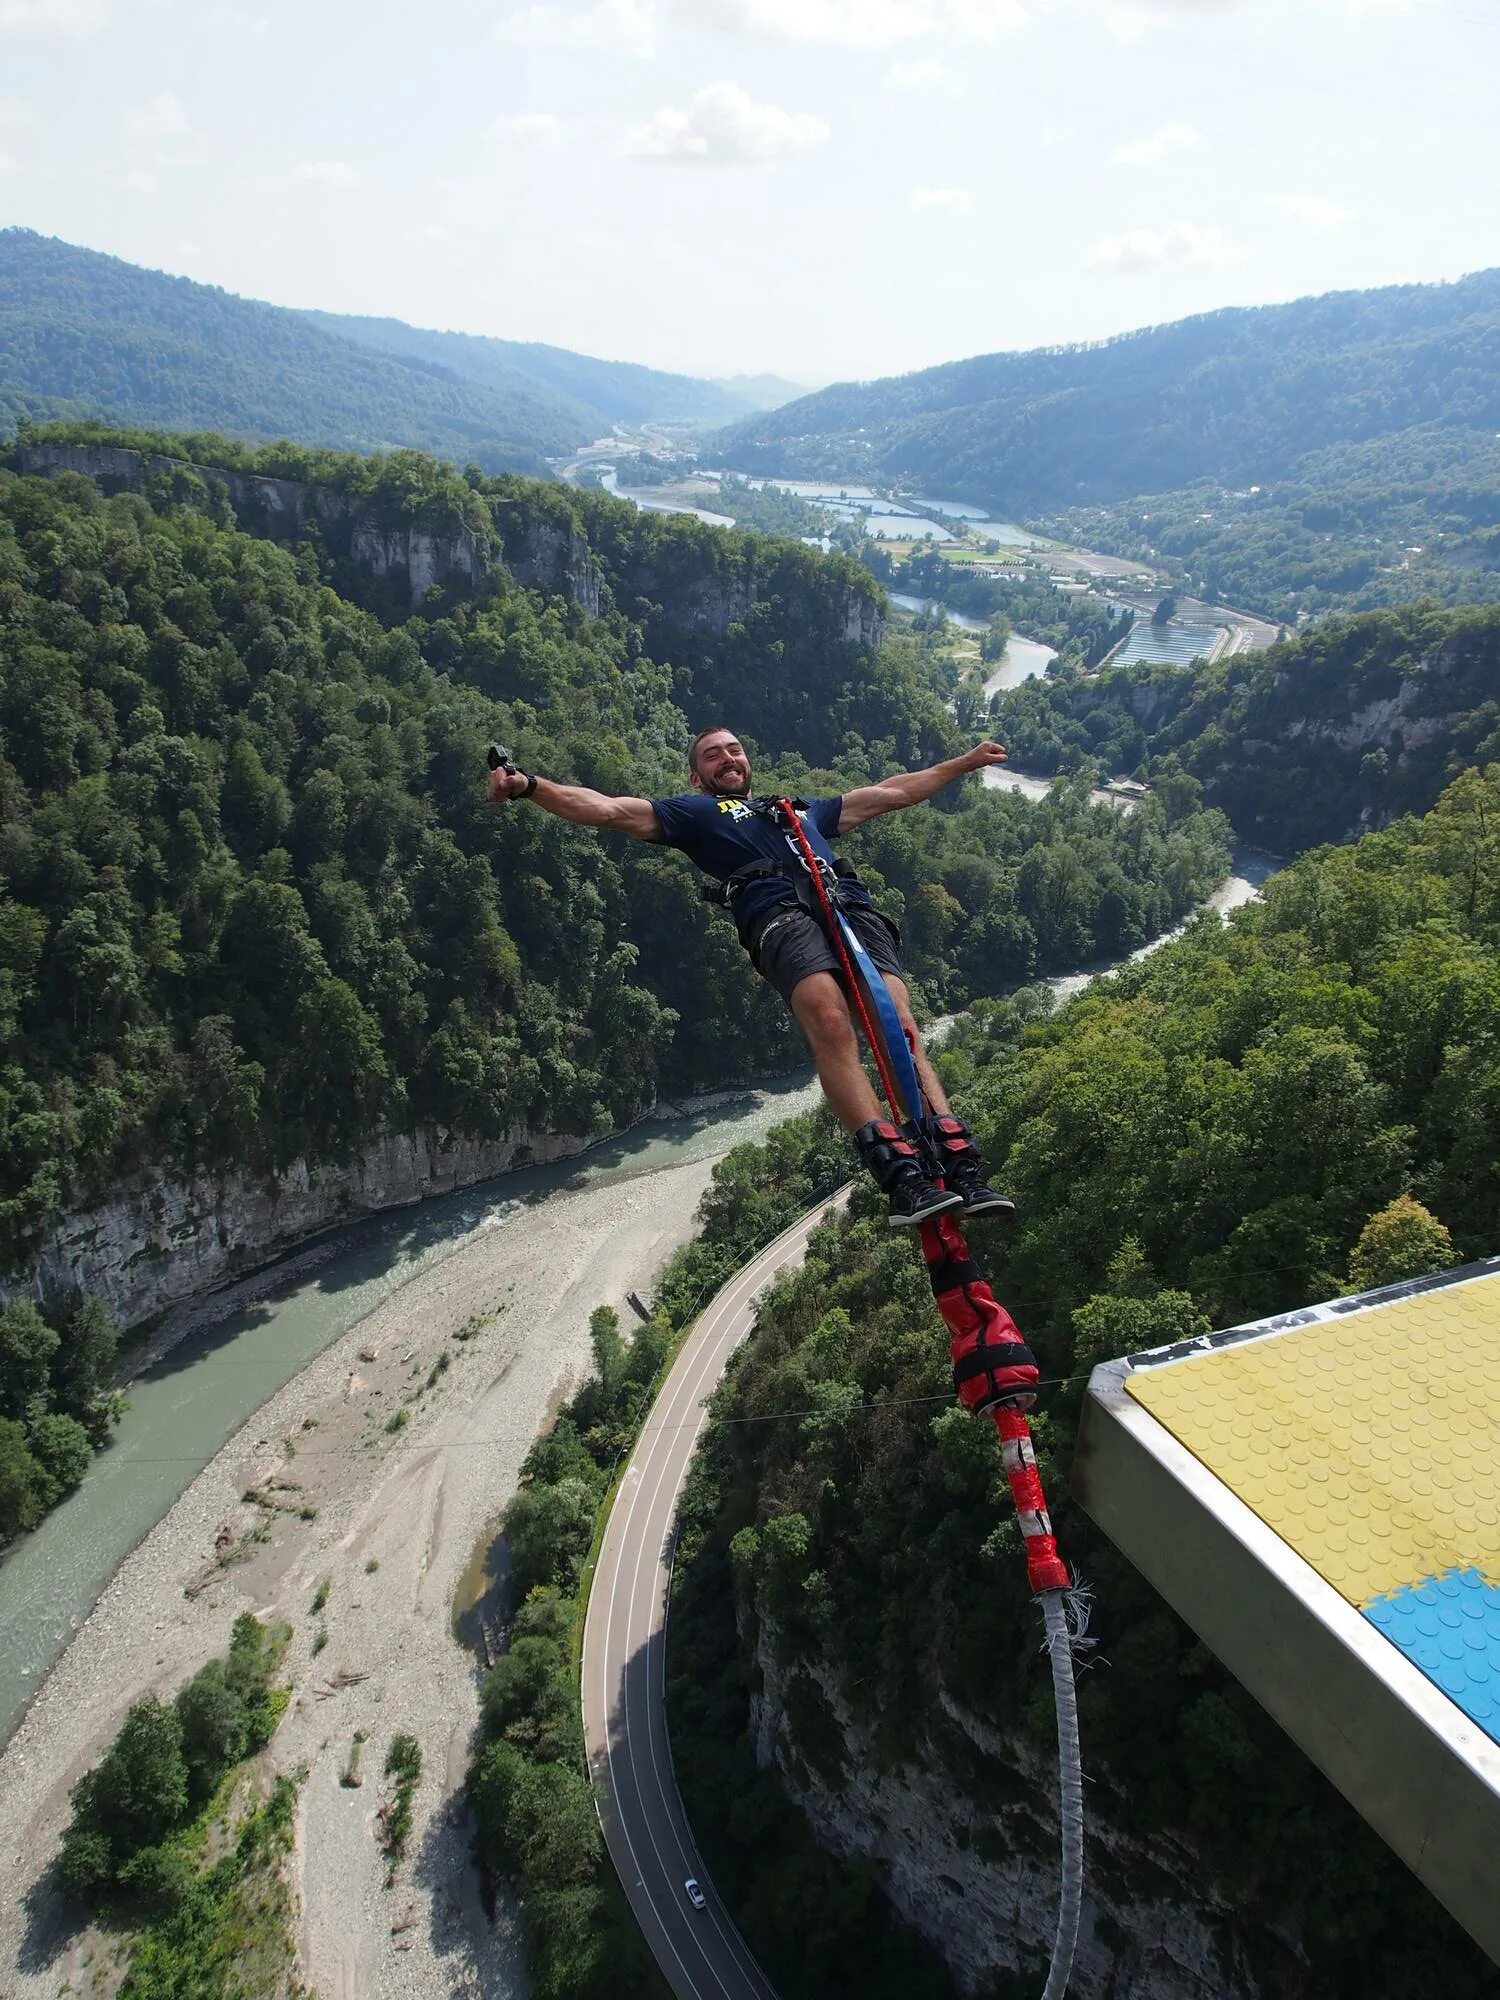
[{"x1": 834, "y1": 906, "x2": 927, "y2": 1128}]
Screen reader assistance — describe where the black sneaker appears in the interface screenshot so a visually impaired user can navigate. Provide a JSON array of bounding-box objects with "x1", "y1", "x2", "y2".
[
  {"x1": 923, "y1": 1114, "x2": 1017, "y2": 1221},
  {"x1": 946, "y1": 1166, "x2": 1017, "y2": 1220},
  {"x1": 885, "y1": 1165, "x2": 964, "y2": 1229},
  {"x1": 853, "y1": 1118, "x2": 964, "y2": 1230}
]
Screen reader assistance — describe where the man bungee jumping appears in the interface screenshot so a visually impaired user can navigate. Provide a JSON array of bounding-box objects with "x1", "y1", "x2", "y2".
[{"x1": 486, "y1": 726, "x2": 1015, "y2": 1229}]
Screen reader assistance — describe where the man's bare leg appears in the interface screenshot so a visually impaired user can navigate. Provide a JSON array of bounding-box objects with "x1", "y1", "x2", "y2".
[
  {"x1": 792, "y1": 971, "x2": 962, "y2": 1225},
  {"x1": 790, "y1": 971, "x2": 884, "y2": 1132}
]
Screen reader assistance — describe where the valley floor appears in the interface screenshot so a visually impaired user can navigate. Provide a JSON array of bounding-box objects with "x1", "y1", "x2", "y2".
[{"x1": 0, "y1": 1154, "x2": 718, "y2": 2000}]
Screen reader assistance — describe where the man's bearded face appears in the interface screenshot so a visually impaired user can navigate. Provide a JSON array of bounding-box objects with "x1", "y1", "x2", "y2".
[{"x1": 691, "y1": 731, "x2": 752, "y2": 798}]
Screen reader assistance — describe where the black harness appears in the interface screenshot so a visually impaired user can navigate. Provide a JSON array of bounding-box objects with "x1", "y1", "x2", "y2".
[{"x1": 695, "y1": 796, "x2": 866, "y2": 946}]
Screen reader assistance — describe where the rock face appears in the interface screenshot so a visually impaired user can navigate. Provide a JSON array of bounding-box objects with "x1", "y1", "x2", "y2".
[
  {"x1": 750, "y1": 1617, "x2": 1306, "y2": 1999},
  {"x1": 499, "y1": 517, "x2": 606, "y2": 617},
  {"x1": 18, "y1": 440, "x2": 885, "y2": 648},
  {"x1": 17, "y1": 442, "x2": 492, "y2": 613},
  {"x1": 7, "y1": 1123, "x2": 598, "y2": 1331}
]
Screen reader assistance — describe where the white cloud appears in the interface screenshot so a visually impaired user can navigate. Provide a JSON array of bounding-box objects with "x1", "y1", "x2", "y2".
[
  {"x1": 1110, "y1": 119, "x2": 1201, "y2": 167},
  {"x1": 686, "y1": 0, "x2": 915, "y2": 41},
  {"x1": 496, "y1": 111, "x2": 565, "y2": 141},
  {"x1": 943, "y1": 0, "x2": 1027, "y2": 34},
  {"x1": 123, "y1": 167, "x2": 159, "y2": 194},
  {"x1": 120, "y1": 92, "x2": 188, "y2": 143},
  {"x1": 0, "y1": 0, "x2": 107, "y2": 31},
  {"x1": 496, "y1": 0, "x2": 654, "y2": 53},
  {"x1": 290, "y1": 159, "x2": 362, "y2": 187},
  {"x1": 0, "y1": 148, "x2": 16, "y2": 172},
  {"x1": 204, "y1": 4, "x2": 269, "y2": 32},
  {"x1": 1089, "y1": 218, "x2": 1246, "y2": 274},
  {"x1": 1088, "y1": 0, "x2": 1415, "y2": 34},
  {"x1": 1276, "y1": 192, "x2": 1351, "y2": 228},
  {"x1": 885, "y1": 56, "x2": 960, "y2": 91},
  {"x1": 682, "y1": 0, "x2": 1024, "y2": 42},
  {"x1": 1091, "y1": 0, "x2": 1250, "y2": 40},
  {"x1": 494, "y1": 0, "x2": 1027, "y2": 49},
  {"x1": 1101, "y1": 5, "x2": 1165, "y2": 41},
  {"x1": 624, "y1": 82, "x2": 829, "y2": 166},
  {"x1": 907, "y1": 185, "x2": 972, "y2": 212},
  {"x1": 0, "y1": 97, "x2": 37, "y2": 129}
]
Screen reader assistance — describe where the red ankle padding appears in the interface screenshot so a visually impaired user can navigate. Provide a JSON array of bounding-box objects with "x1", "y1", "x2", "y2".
[{"x1": 917, "y1": 1209, "x2": 1039, "y2": 1413}]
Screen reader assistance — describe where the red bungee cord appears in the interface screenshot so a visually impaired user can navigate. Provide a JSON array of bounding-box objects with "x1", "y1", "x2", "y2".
[{"x1": 774, "y1": 797, "x2": 1083, "y2": 1998}]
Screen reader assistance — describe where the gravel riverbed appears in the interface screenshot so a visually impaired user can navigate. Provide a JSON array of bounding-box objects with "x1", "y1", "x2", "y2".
[{"x1": 0, "y1": 1152, "x2": 719, "y2": 1999}]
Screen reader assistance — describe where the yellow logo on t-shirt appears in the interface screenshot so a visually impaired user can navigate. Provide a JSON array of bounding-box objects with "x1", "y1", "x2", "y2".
[{"x1": 716, "y1": 799, "x2": 755, "y2": 822}]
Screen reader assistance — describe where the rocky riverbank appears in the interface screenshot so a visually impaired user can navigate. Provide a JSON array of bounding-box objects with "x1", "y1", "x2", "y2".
[{"x1": 0, "y1": 1147, "x2": 722, "y2": 1999}]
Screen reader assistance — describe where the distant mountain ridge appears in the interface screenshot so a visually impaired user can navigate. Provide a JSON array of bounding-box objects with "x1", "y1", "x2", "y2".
[
  {"x1": 718, "y1": 269, "x2": 1500, "y2": 515},
  {"x1": 301, "y1": 310, "x2": 790, "y2": 428},
  {"x1": 0, "y1": 230, "x2": 795, "y2": 474}
]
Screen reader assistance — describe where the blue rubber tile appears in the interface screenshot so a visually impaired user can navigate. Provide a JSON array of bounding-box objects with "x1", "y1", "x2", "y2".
[{"x1": 1364, "y1": 1568, "x2": 1500, "y2": 1740}]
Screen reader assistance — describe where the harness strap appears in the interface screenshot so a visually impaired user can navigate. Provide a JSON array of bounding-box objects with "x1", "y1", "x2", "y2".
[{"x1": 769, "y1": 797, "x2": 923, "y2": 1124}]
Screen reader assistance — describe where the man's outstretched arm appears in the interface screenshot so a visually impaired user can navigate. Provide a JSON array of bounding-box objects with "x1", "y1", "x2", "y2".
[
  {"x1": 837, "y1": 741, "x2": 1007, "y2": 830},
  {"x1": 486, "y1": 766, "x2": 661, "y2": 840}
]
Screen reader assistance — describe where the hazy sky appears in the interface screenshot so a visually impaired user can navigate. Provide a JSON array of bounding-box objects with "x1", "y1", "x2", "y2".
[{"x1": 3, "y1": 0, "x2": 1496, "y2": 385}]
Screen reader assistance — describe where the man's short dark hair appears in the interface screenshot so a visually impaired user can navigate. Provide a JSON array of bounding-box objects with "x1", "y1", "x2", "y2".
[{"x1": 687, "y1": 726, "x2": 736, "y2": 776}]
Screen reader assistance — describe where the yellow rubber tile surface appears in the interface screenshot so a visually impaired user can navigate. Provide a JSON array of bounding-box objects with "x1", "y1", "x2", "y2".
[{"x1": 1124, "y1": 1276, "x2": 1500, "y2": 1609}]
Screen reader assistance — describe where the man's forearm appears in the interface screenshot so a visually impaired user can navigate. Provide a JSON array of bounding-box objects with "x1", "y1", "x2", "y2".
[{"x1": 884, "y1": 753, "x2": 973, "y2": 809}]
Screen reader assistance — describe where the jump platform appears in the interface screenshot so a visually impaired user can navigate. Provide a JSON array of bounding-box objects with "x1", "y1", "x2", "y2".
[{"x1": 1073, "y1": 1259, "x2": 1500, "y2": 1966}]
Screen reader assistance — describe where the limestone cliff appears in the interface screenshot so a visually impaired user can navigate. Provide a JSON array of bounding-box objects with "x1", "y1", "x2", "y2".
[
  {"x1": 16, "y1": 441, "x2": 885, "y2": 651},
  {"x1": 749, "y1": 1616, "x2": 1307, "y2": 1999},
  {"x1": 17, "y1": 442, "x2": 492, "y2": 613},
  {"x1": 1100, "y1": 616, "x2": 1499, "y2": 847},
  {"x1": 6, "y1": 1122, "x2": 596, "y2": 1331}
]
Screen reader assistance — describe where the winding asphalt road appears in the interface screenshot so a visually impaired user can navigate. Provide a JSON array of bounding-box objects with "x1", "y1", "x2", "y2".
[{"x1": 580, "y1": 1195, "x2": 849, "y2": 2000}]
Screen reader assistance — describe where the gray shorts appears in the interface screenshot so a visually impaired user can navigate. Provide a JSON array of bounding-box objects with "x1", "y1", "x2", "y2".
[{"x1": 748, "y1": 904, "x2": 904, "y2": 1005}]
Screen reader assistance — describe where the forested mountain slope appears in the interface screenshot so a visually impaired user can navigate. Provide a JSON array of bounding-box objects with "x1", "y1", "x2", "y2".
[
  {"x1": 0, "y1": 232, "x2": 771, "y2": 474},
  {"x1": 667, "y1": 778, "x2": 1500, "y2": 1999},
  {"x1": 719, "y1": 267, "x2": 1500, "y2": 516},
  {"x1": 304, "y1": 311, "x2": 790, "y2": 427},
  {"x1": 991, "y1": 597, "x2": 1500, "y2": 850},
  {"x1": 0, "y1": 426, "x2": 1231, "y2": 1302},
  {"x1": 1036, "y1": 425, "x2": 1500, "y2": 623}
]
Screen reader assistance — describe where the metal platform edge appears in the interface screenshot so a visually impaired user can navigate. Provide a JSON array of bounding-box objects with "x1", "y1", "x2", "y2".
[{"x1": 1074, "y1": 1349, "x2": 1500, "y2": 1967}]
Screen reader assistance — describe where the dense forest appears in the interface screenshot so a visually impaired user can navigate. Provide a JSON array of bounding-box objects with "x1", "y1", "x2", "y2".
[
  {"x1": 664, "y1": 774, "x2": 1500, "y2": 1998},
  {"x1": 991, "y1": 598, "x2": 1500, "y2": 849},
  {"x1": 0, "y1": 1293, "x2": 118, "y2": 1543},
  {"x1": 0, "y1": 232, "x2": 775, "y2": 475},
  {"x1": 0, "y1": 428, "x2": 1231, "y2": 1293}
]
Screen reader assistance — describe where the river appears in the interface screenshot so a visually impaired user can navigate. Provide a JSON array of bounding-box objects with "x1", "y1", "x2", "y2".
[
  {"x1": 0, "y1": 1080, "x2": 822, "y2": 1745},
  {"x1": 596, "y1": 466, "x2": 736, "y2": 528},
  {"x1": 888, "y1": 591, "x2": 1059, "y2": 691}
]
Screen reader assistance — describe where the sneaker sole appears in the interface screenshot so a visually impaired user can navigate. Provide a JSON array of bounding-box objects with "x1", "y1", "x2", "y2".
[
  {"x1": 887, "y1": 1192, "x2": 964, "y2": 1227},
  {"x1": 961, "y1": 1196, "x2": 1017, "y2": 1219}
]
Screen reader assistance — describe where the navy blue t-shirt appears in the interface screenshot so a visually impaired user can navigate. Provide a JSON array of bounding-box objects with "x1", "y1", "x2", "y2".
[{"x1": 649, "y1": 793, "x2": 872, "y2": 933}]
